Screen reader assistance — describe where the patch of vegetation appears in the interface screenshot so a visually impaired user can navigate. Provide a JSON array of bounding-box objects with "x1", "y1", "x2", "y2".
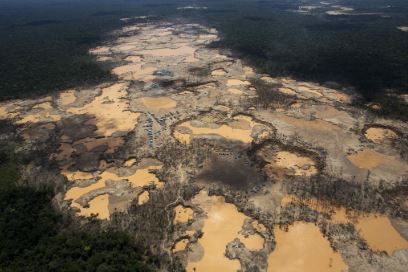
[
  {"x1": 21, "y1": 20, "x2": 62, "y2": 27},
  {"x1": 0, "y1": 161, "x2": 19, "y2": 191},
  {"x1": 0, "y1": 154, "x2": 159, "y2": 272},
  {"x1": 352, "y1": 94, "x2": 408, "y2": 121},
  {"x1": 393, "y1": 132, "x2": 408, "y2": 162},
  {"x1": 369, "y1": 95, "x2": 408, "y2": 121},
  {"x1": 286, "y1": 174, "x2": 408, "y2": 219},
  {"x1": 250, "y1": 78, "x2": 295, "y2": 109},
  {"x1": 112, "y1": 185, "x2": 188, "y2": 271},
  {"x1": 188, "y1": 66, "x2": 211, "y2": 77}
]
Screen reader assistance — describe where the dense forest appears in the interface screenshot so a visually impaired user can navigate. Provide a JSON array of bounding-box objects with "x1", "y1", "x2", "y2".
[{"x1": 0, "y1": 151, "x2": 159, "y2": 271}]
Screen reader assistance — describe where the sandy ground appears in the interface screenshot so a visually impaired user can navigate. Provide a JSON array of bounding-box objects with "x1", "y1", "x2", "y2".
[
  {"x1": 282, "y1": 195, "x2": 408, "y2": 255},
  {"x1": 186, "y1": 191, "x2": 265, "y2": 272},
  {"x1": 267, "y1": 222, "x2": 347, "y2": 272},
  {"x1": 174, "y1": 115, "x2": 267, "y2": 144},
  {"x1": 364, "y1": 127, "x2": 398, "y2": 143},
  {"x1": 174, "y1": 205, "x2": 194, "y2": 224}
]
